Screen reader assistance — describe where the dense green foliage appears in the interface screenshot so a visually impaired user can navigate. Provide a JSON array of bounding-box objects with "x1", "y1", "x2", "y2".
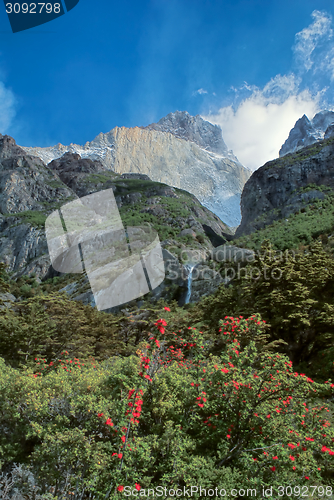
[
  {"x1": 199, "y1": 240, "x2": 334, "y2": 382},
  {"x1": 0, "y1": 315, "x2": 333, "y2": 499},
  {"x1": 2, "y1": 175, "x2": 334, "y2": 498}
]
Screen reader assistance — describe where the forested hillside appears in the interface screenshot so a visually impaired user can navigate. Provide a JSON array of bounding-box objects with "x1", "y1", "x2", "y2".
[{"x1": 1, "y1": 135, "x2": 334, "y2": 499}]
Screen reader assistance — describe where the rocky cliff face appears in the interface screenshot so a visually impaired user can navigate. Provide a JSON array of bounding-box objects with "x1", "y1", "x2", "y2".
[
  {"x1": 0, "y1": 135, "x2": 77, "y2": 278},
  {"x1": 0, "y1": 136, "x2": 234, "y2": 305},
  {"x1": 279, "y1": 110, "x2": 334, "y2": 157},
  {"x1": 21, "y1": 111, "x2": 251, "y2": 227},
  {"x1": 0, "y1": 135, "x2": 74, "y2": 214},
  {"x1": 235, "y1": 135, "x2": 334, "y2": 237}
]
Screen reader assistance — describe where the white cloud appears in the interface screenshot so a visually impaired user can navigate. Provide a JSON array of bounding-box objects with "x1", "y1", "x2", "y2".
[
  {"x1": 202, "y1": 75, "x2": 320, "y2": 171},
  {"x1": 0, "y1": 81, "x2": 16, "y2": 133},
  {"x1": 193, "y1": 88, "x2": 208, "y2": 95},
  {"x1": 293, "y1": 10, "x2": 333, "y2": 71},
  {"x1": 318, "y1": 46, "x2": 334, "y2": 81},
  {"x1": 201, "y1": 9, "x2": 334, "y2": 172}
]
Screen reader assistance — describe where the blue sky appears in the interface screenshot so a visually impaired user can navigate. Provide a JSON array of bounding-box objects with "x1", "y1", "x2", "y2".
[{"x1": 0, "y1": 0, "x2": 334, "y2": 170}]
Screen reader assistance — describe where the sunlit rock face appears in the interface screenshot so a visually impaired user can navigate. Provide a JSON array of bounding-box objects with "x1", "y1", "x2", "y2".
[{"x1": 22, "y1": 111, "x2": 251, "y2": 227}]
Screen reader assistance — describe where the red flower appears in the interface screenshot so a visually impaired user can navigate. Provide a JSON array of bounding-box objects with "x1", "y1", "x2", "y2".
[
  {"x1": 270, "y1": 466, "x2": 276, "y2": 472},
  {"x1": 289, "y1": 455, "x2": 295, "y2": 461},
  {"x1": 156, "y1": 319, "x2": 167, "y2": 326},
  {"x1": 105, "y1": 418, "x2": 113, "y2": 427},
  {"x1": 121, "y1": 435, "x2": 126, "y2": 443},
  {"x1": 135, "y1": 484, "x2": 141, "y2": 491},
  {"x1": 164, "y1": 307, "x2": 170, "y2": 311},
  {"x1": 118, "y1": 453, "x2": 123, "y2": 459},
  {"x1": 97, "y1": 413, "x2": 104, "y2": 417},
  {"x1": 117, "y1": 485, "x2": 124, "y2": 492},
  {"x1": 272, "y1": 456, "x2": 278, "y2": 460}
]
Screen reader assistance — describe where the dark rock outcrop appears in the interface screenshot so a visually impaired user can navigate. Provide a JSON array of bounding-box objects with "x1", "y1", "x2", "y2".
[
  {"x1": 202, "y1": 224, "x2": 227, "y2": 246},
  {"x1": 0, "y1": 135, "x2": 74, "y2": 214},
  {"x1": 325, "y1": 123, "x2": 334, "y2": 140},
  {"x1": 47, "y1": 152, "x2": 116, "y2": 198},
  {"x1": 236, "y1": 136, "x2": 334, "y2": 237},
  {"x1": 0, "y1": 136, "x2": 77, "y2": 277}
]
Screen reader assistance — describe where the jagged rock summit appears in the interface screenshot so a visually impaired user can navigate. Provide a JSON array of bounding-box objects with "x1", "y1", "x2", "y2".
[
  {"x1": 21, "y1": 111, "x2": 251, "y2": 227},
  {"x1": 143, "y1": 110, "x2": 239, "y2": 160},
  {"x1": 279, "y1": 110, "x2": 334, "y2": 157}
]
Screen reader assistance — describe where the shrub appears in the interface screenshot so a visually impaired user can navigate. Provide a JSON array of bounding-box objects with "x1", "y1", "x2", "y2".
[{"x1": 0, "y1": 315, "x2": 333, "y2": 498}]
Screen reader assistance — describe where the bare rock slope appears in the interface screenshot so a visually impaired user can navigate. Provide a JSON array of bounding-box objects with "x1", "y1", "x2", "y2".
[{"x1": 22, "y1": 111, "x2": 251, "y2": 227}]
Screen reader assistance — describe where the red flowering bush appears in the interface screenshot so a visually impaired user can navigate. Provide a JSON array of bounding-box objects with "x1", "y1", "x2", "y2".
[{"x1": 0, "y1": 314, "x2": 333, "y2": 498}]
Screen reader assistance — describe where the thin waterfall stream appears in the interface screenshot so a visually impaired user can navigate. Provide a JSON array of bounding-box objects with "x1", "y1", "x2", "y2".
[{"x1": 184, "y1": 264, "x2": 195, "y2": 304}]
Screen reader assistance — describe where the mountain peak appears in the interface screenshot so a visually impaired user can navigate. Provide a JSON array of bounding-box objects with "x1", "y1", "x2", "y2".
[
  {"x1": 0, "y1": 134, "x2": 26, "y2": 159},
  {"x1": 20, "y1": 110, "x2": 250, "y2": 226},
  {"x1": 143, "y1": 110, "x2": 230, "y2": 156},
  {"x1": 279, "y1": 110, "x2": 334, "y2": 157}
]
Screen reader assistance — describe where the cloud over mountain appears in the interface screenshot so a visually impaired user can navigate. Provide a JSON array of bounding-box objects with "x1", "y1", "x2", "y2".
[{"x1": 202, "y1": 10, "x2": 334, "y2": 171}]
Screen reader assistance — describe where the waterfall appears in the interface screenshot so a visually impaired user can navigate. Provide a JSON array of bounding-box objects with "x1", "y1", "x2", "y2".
[{"x1": 184, "y1": 264, "x2": 195, "y2": 304}]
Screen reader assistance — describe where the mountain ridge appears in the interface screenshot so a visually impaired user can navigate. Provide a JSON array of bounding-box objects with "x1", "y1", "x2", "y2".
[{"x1": 20, "y1": 111, "x2": 251, "y2": 227}]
